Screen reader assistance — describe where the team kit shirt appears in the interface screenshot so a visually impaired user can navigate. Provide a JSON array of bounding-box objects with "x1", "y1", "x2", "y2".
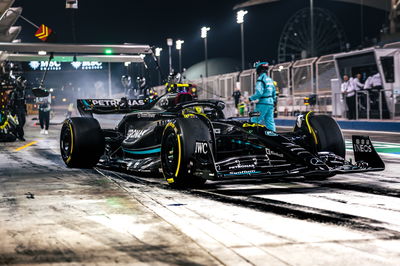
[{"x1": 249, "y1": 73, "x2": 276, "y2": 105}]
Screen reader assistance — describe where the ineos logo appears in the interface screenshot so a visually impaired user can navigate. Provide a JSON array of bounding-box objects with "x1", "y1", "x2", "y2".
[
  {"x1": 353, "y1": 144, "x2": 372, "y2": 153},
  {"x1": 195, "y1": 142, "x2": 208, "y2": 154}
]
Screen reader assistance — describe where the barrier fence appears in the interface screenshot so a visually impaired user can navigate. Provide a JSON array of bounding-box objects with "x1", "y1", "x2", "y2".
[{"x1": 152, "y1": 56, "x2": 400, "y2": 120}]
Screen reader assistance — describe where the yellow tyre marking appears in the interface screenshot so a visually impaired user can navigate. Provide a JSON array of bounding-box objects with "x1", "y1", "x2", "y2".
[
  {"x1": 15, "y1": 141, "x2": 38, "y2": 152},
  {"x1": 175, "y1": 132, "x2": 181, "y2": 177},
  {"x1": 162, "y1": 122, "x2": 182, "y2": 182},
  {"x1": 305, "y1": 111, "x2": 318, "y2": 145},
  {"x1": 66, "y1": 123, "x2": 74, "y2": 163}
]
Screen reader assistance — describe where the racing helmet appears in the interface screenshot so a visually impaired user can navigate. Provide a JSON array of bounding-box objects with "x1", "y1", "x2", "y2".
[
  {"x1": 254, "y1": 61, "x2": 269, "y2": 75},
  {"x1": 167, "y1": 71, "x2": 182, "y2": 83}
]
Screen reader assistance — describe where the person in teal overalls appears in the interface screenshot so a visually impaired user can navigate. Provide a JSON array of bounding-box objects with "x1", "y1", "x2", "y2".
[{"x1": 249, "y1": 62, "x2": 277, "y2": 131}]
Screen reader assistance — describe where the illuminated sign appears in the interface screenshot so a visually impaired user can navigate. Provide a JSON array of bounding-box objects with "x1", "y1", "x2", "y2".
[
  {"x1": 29, "y1": 61, "x2": 103, "y2": 71},
  {"x1": 35, "y1": 24, "x2": 53, "y2": 42},
  {"x1": 29, "y1": 61, "x2": 61, "y2": 71},
  {"x1": 71, "y1": 61, "x2": 103, "y2": 70}
]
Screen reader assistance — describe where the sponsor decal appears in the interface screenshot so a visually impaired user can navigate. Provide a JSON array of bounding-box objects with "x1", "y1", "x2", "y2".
[
  {"x1": 90, "y1": 99, "x2": 145, "y2": 106},
  {"x1": 353, "y1": 138, "x2": 372, "y2": 153},
  {"x1": 265, "y1": 148, "x2": 284, "y2": 158},
  {"x1": 127, "y1": 129, "x2": 147, "y2": 139},
  {"x1": 127, "y1": 99, "x2": 146, "y2": 106},
  {"x1": 228, "y1": 170, "x2": 259, "y2": 175},
  {"x1": 265, "y1": 131, "x2": 278, "y2": 136},
  {"x1": 137, "y1": 113, "x2": 156, "y2": 118},
  {"x1": 243, "y1": 123, "x2": 266, "y2": 128},
  {"x1": 228, "y1": 163, "x2": 255, "y2": 170},
  {"x1": 195, "y1": 141, "x2": 208, "y2": 154},
  {"x1": 353, "y1": 143, "x2": 372, "y2": 153},
  {"x1": 271, "y1": 151, "x2": 284, "y2": 158}
]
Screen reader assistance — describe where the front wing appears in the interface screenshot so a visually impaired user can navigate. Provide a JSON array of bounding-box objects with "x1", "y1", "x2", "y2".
[{"x1": 194, "y1": 135, "x2": 385, "y2": 180}]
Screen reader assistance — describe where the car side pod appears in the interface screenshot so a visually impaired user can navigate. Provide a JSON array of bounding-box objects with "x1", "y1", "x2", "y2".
[{"x1": 352, "y1": 135, "x2": 385, "y2": 170}]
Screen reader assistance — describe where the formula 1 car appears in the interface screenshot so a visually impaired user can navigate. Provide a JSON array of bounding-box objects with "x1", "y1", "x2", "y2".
[{"x1": 60, "y1": 83, "x2": 385, "y2": 187}]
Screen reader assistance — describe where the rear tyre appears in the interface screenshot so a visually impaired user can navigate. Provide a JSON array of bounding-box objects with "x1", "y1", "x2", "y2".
[
  {"x1": 60, "y1": 117, "x2": 105, "y2": 168},
  {"x1": 161, "y1": 118, "x2": 211, "y2": 188}
]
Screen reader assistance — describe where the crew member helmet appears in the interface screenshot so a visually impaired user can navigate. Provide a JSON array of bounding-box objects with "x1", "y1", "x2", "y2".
[{"x1": 254, "y1": 61, "x2": 269, "y2": 75}]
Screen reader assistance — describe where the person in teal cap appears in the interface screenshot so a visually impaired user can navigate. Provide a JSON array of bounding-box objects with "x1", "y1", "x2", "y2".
[{"x1": 249, "y1": 62, "x2": 277, "y2": 131}]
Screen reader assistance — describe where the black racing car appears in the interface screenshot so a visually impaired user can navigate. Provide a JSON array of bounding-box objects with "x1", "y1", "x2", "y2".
[{"x1": 60, "y1": 83, "x2": 385, "y2": 187}]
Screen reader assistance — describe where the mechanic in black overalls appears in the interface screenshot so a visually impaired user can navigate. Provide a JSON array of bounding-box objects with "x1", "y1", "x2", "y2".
[{"x1": 9, "y1": 76, "x2": 27, "y2": 141}]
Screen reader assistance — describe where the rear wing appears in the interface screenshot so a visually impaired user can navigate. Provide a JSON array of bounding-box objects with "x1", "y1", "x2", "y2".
[{"x1": 77, "y1": 98, "x2": 154, "y2": 116}]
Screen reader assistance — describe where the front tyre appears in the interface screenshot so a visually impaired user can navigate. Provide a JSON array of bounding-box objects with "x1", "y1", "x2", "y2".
[
  {"x1": 60, "y1": 117, "x2": 105, "y2": 168},
  {"x1": 161, "y1": 118, "x2": 211, "y2": 188},
  {"x1": 304, "y1": 114, "x2": 345, "y2": 180},
  {"x1": 308, "y1": 114, "x2": 346, "y2": 158}
]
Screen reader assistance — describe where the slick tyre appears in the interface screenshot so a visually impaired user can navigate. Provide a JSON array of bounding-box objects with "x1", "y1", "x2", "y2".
[
  {"x1": 161, "y1": 118, "x2": 210, "y2": 188},
  {"x1": 304, "y1": 115, "x2": 345, "y2": 180},
  {"x1": 60, "y1": 117, "x2": 105, "y2": 168},
  {"x1": 309, "y1": 114, "x2": 345, "y2": 159}
]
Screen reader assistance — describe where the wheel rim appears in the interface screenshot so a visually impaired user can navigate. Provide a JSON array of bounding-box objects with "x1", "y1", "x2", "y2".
[
  {"x1": 162, "y1": 130, "x2": 179, "y2": 177},
  {"x1": 60, "y1": 124, "x2": 73, "y2": 162}
]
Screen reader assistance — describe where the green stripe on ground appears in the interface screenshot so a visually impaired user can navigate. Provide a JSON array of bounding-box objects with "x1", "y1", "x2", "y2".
[{"x1": 375, "y1": 148, "x2": 400, "y2": 153}]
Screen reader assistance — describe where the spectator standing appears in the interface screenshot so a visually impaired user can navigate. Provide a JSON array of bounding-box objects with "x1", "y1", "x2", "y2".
[
  {"x1": 353, "y1": 73, "x2": 364, "y2": 90},
  {"x1": 353, "y1": 73, "x2": 366, "y2": 112},
  {"x1": 368, "y1": 72, "x2": 388, "y2": 118},
  {"x1": 36, "y1": 93, "x2": 51, "y2": 135},
  {"x1": 341, "y1": 74, "x2": 357, "y2": 120},
  {"x1": 371, "y1": 72, "x2": 383, "y2": 90},
  {"x1": 364, "y1": 72, "x2": 382, "y2": 107},
  {"x1": 364, "y1": 76, "x2": 373, "y2": 90}
]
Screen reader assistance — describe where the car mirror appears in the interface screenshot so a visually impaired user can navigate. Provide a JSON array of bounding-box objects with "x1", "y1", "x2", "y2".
[{"x1": 32, "y1": 87, "x2": 49, "y2": 97}]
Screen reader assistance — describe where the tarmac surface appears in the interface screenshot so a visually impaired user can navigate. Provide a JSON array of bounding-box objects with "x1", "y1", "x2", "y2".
[{"x1": 1, "y1": 117, "x2": 400, "y2": 265}]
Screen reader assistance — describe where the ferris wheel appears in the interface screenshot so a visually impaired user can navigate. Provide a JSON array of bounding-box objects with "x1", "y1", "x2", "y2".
[{"x1": 277, "y1": 7, "x2": 348, "y2": 63}]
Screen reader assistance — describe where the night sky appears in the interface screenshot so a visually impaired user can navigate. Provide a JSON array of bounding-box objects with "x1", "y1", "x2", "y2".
[{"x1": 15, "y1": 0, "x2": 387, "y2": 73}]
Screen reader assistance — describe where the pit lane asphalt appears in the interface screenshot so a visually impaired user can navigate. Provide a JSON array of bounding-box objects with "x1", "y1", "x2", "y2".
[{"x1": 1, "y1": 119, "x2": 400, "y2": 265}]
